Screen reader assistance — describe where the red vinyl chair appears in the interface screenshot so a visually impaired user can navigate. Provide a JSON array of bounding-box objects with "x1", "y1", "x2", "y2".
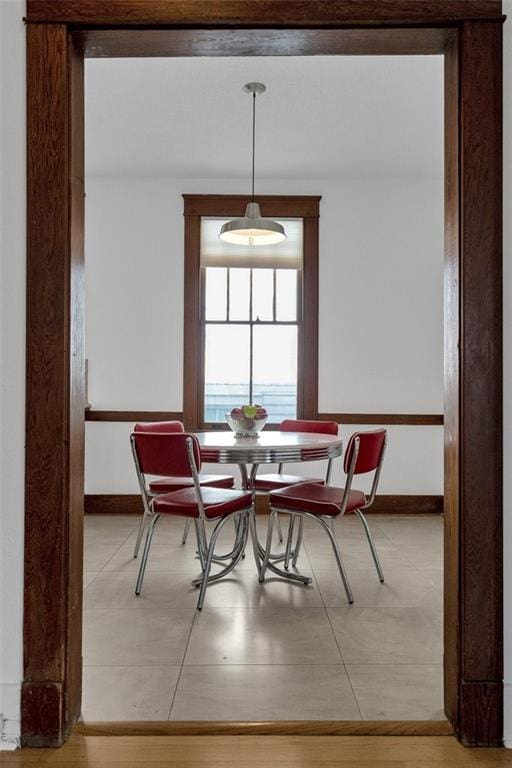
[
  {"x1": 131, "y1": 421, "x2": 234, "y2": 557},
  {"x1": 131, "y1": 431, "x2": 254, "y2": 609},
  {"x1": 253, "y1": 419, "x2": 339, "y2": 491},
  {"x1": 254, "y1": 419, "x2": 338, "y2": 554},
  {"x1": 264, "y1": 429, "x2": 388, "y2": 604}
]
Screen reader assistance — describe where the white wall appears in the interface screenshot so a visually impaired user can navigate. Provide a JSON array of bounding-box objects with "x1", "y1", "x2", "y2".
[
  {"x1": 0, "y1": 0, "x2": 25, "y2": 750},
  {"x1": 85, "y1": 174, "x2": 444, "y2": 494}
]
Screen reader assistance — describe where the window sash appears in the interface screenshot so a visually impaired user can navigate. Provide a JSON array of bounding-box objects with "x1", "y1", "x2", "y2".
[{"x1": 202, "y1": 265, "x2": 300, "y2": 421}]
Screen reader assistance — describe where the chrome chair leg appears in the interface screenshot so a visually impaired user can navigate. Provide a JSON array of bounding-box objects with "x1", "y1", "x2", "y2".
[
  {"x1": 355, "y1": 509, "x2": 385, "y2": 582},
  {"x1": 192, "y1": 513, "x2": 249, "y2": 587},
  {"x1": 181, "y1": 518, "x2": 192, "y2": 545},
  {"x1": 259, "y1": 509, "x2": 276, "y2": 583},
  {"x1": 316, "y1": 516, "x2": 353, "y2": 604},
  {"x1": 284, "y1": 515, "x2": 295, "y2": 570},
  {"x1": 193, "y1": 518, "x2": 207, "y2": 570},
  {"x1": 135, "y1": 514, "x2": 160, "y2": 595},
  {"x1": 291, "y1": 516, "x2": 304, "y2": 567},
  {"x1": 133, "y1": 510, "x2": 147, "y2": 559},
  {"x1": 275, "y1": 513, "x2": 284, "y2": 543},
  {"x1": 248, "y1": 508, "x2": 262, "y2": 578},
  {"x1": 197, "y1": 514, "x2": 233, "y2": 610}
]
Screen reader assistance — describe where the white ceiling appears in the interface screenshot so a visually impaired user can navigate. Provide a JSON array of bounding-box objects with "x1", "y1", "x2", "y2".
[{"x1": 85, "y1": 56, "x2": 443, "y2": 179}]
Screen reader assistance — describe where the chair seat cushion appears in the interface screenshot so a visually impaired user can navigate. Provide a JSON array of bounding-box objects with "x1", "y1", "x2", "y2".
[
  {"x1": 153, "y1": 486, "x2": 252, "y2": 519},
  {"x1": 253, "y1": 473, "x2": 324, "y2": 491},
  {"x1": 149, "y1": 474, "x2": 234, "y2": 493},
  {"x1": 269, "y1": 482, "x2": 366, "y2": 517}
]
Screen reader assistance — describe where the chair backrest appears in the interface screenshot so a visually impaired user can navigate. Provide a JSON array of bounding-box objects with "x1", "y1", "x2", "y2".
[
  {"x1": 134, "y1": 420, "x2": 184, "y2": 434},
  {"x1": 343, "y1": 429, "x2": 387, "y2": 475},
  {"x1": 131, "y1": 431, "x2": 202, "y2": 478},
  {"x1": 280, "y1": 419, "x2": 338, "y2": 436}
]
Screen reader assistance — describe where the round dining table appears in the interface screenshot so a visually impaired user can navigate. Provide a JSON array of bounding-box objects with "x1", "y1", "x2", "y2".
[
  {"x1": 194, "y1": 429, "x2": 343, "y2": 584},
  {"x1": 195, "y1": 429, "x2": 343, "y2": 488}
]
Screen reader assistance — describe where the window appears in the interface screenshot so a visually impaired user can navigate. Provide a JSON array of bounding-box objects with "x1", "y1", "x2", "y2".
[{"x1": 183, "y1": 195, "x2": 320, "y2": 430}]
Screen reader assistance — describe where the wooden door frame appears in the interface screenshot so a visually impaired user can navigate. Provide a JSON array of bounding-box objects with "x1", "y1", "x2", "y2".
[{"x1": 23, "y1": 0, "x2": 504, "y2": 748}]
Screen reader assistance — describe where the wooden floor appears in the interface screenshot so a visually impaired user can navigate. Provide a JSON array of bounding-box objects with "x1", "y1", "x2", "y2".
[{"x1": 4, "y1": 735, "x2": 512, "y2": 767}]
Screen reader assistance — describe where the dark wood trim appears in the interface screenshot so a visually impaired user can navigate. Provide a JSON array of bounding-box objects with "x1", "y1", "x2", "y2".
[
  {"x1": 454, "y1": 20, "x2": 503, "y2": 748},
  {"x1": 77, "y1": 28, "x2": 457, "y2": 59},
  {"x1": 85, "y1": 410, "x2": 184, "y2": 422},
  {"x1": 182, "y1": 194, "x2": 320, "y2": 432},
  {"x1": 318, "y1": 413, "x2": 444, "y2": 426},
  {"x1": 443, "y1": 28, "x2": 460, "y2": 737},
  {"x1": 24, "y1": 1, "x2": 504, "y2": 749},
  {"x1": 183, "y1": 194, "x2": 321, "y2": 219},
  {"x1": 371, "y1": 495, "x2": 443, "y2": 515},
  {"x1": 182, "y1": 212, "x2": 202, "y2": 431},
  {"x1": 23, "y1": 24, "x2": 85, "y2": 747},
  {"x1": 301, "y1": 218, "x2": 319, "y2": 419},
  {"x1": 75, "y1": 720, "x2": 453, "y2": 737},
  {"x1": 84, "y1": 410, "x2": 444, "y2": 425},
  {"x1": 253, "y1": 494, "x2": 443, "y2": 517},
  {"x1": 84, "y1": 493, "x2": 443, "y2": 517},
  {"x1": 26, "y1": 1, "x2": 503, "y2": 26},
  {"x1": 84, "y1": 494, "x2": 142, "y2": 515}
]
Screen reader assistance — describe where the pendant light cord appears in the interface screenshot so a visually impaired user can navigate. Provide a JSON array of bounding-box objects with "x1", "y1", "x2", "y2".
[{"x1": 251, "y1": 91, "x2": 256, "y2": 201}]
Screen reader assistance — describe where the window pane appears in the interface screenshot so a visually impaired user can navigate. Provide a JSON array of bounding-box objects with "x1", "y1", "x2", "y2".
[
  {"x1": 252, "y1": 325, "x2": 297, "y2": 422},
  {"x1": 276, "y1": 270, "x2": 297, "y2": 321},
  {"x1": 204, "y1": 324, "x2": 250, "y2": 422},
  {"x1": 205, "y1": 268, "x2": 227, "y2": 321},
  {"x1": 228, "y1": 268, "x2": 250, "y2": 321},
  {"x1": 252, "y1": 269, "x2": 274, "y2": 321}
]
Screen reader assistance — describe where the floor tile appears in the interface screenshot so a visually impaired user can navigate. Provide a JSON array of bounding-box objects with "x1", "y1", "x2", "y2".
[
  {"x1": 84, "y1": 608, "x2": 195, "y2": 666},
  {"x1": 82, "y1": 665, "x2": 180, "y2": 721},
  {"x1": 304, "y1": 537, "x2": 410, "y2": 571},
  {"x1": 170, "y1": 664, "x2": 361, "y2": 721},
  {"x1": 327, "y1": 607, "x2": 443, "y2": 665},
  {"x1": 82, "y1": 514, "x2": 445, "y2": 722},
  {"x1": 84, "y1": 519, "x2": 138, "y2": 547},
  {"x1": 184, "y1": 608, "x2": 342, "y2": 665},
  {"x1": 83, "y1": 542, "x2": 123, "y2": 571},
  {"x1": 105, "y1": 529, "x2": 261, "y2": 573},
  {"x1": 421, "y1": 568, "x2": 444, "y2": 592},
  {"x1": 85, "y1": 567, "x2": 323, "y2": 611},
  {"x1": 347, "y1": 664, "x2": 445, "y2": 720},
  {"x1": 398, "y1": 545, "x2": 443, "y2": 570},
  {"x1": 203, "y1": 570, "x2": 322, "y2": 609},
  {"x1": 315, "y1": 566, "x2": 442, "y2": 608},
  {"x1": 84, "y1": 571, "x2": 200, "y2": 611},
  {"x1": 84, "y1": 514, "x2": 139, "y2": 532},
  {"x1": 83, "y1": 571, "x2": 100, "y2": 590}
]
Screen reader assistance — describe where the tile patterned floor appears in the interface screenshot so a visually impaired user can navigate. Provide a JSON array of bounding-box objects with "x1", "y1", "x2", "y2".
[{"x1": 82, "y1": 513, "x2": 444, "y2": 722}]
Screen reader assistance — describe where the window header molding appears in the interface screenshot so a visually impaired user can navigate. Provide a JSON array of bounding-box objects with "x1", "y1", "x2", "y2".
[{"x1": 183, "y1": 194, "x2": 321, "y2": 219}]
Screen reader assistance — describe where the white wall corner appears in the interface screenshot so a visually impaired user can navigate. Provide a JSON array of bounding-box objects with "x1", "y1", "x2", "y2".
[
  {"x1": 0, "y1": 683, "x2": 21, "y2": 750},
  {"x1": 504, "y1": 682, "x2": 512, "y2": 748}
]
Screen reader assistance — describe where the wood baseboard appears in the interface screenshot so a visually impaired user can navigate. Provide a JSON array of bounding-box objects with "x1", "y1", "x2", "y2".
[
  {"x1": 84, "y1": 493, "x2": 443, "y2": 516},
  {"x1": 75, "y1": 720, "x2": 453, "y2": 737}
]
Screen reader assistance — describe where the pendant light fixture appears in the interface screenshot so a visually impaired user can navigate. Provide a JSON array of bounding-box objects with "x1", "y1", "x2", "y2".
[{"x1": 219, "y1": 83, "x2": 287, "y2": 246}]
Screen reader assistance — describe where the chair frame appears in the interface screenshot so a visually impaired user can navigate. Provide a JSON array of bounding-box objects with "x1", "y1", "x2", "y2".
[
  {"x1": 130, "y1": 424, "x2": 233, "y2": 555},
  {"x1": 131, "y1": 434, "x2": 254, "y2": 609},
  {"x1": 264, "y1": 433, "x2": 387, "y2": 604},
  {"x1": 259, "y1": 419, "x2": 337, "y2": 548}
]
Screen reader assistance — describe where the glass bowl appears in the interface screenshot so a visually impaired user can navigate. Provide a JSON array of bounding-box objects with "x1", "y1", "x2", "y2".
[{"x1": 225, "y1": 411, "x2": 268, "y2": 438}]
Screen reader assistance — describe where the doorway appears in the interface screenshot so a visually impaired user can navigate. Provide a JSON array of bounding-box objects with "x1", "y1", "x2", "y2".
[{"x1": 22, "y1": 3, "x2": 503, "y2": 748}]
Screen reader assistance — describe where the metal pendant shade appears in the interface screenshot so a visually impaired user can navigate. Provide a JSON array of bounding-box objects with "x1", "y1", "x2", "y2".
[
  {"x1": 219, "y1": 83, "x2": 286, "y2": 246},
  {"x1": 219, "y1": 202, "x2": 286, "y2": 245}
]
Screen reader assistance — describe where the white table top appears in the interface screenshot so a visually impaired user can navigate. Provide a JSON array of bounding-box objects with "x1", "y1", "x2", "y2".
[
  {"x1": 195, "y1": 430, "x2": 342, "y2": 464},
  {"x1": 196, "y1": 430, "x2": 341, "y2": 450}
]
